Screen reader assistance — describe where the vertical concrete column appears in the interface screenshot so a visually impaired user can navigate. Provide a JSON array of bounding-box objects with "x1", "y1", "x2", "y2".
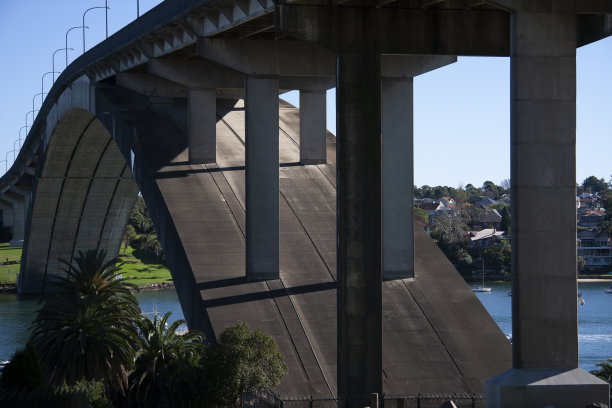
[
  {"x1": 299, "y1": 89, "x2": 327, "y2": 164},
  {"x1": 382, "y1": 77, "x2": 414, "y2": 280},
  {"x1": 337, "y1": 50, "x2": 383, "y2": 400},
  {"x1": 245, "y1": 75, "x2": 279, "y2": 280},
  {"x1": 486, "y1": 8, "x2": 609, "y2": 406},
  {"x1": 188, "y1": 88, "x2": 216, "y2": 164}
]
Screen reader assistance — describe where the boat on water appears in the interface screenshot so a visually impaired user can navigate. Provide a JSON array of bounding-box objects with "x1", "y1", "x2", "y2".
[
  {"x1": 578, "y1": 292, "x2": 585, "y2": 305},
  {"x1": 605, "y1": 287, "x2": 612, "y2": 294},
  {"x1": 473, "y1": 259, "x2": 491, "y2": 293}
]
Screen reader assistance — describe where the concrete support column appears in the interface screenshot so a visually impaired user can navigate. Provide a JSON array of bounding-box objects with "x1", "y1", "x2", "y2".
[
  {"x1": 3, "y1": 194, "x2": 25, "y2": 245},
  {"x1": 188, "y1": 88, "x2": 216, "y2": 164},
  {"x1": 245, "y1": 75, "x2": 279, "y2": 280},
  {"x1": 382, "y1": 77, "x2": 414, "y2": 280},
  {"x1": 299, "y1": 89, "x2": 327, "y2": 164},
  {"x1": 337, "y1": 50, "x2": 383, "y2": 400},
  {"x1": 486, "y1": 8, "x2": 609, "y2": 407}
]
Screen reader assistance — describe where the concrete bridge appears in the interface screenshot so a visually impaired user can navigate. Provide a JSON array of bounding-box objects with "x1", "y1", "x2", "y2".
[{"x1": 2, "y1": 0, "x2": 610, "y2": 406}]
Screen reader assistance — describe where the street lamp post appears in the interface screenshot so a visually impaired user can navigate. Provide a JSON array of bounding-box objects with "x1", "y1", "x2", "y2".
[
  {"x1": 66, "y1": 26, "x2": 88, "y2": 67},
  {"x1": 83, "y1": 6, "x2": 110, "y2": 53},
  {"x1": 32, "y1": 92, "x2": 46, "y2": 122},
  {"x1": 52, "y1": 48, "x2": 72, "y2": 83},
  {"x1": 41, "y1": 71, "x2": 60, "y2": 96},
  {"x1": 13, "y1": 140, "x2": 20, "y2": 160},
  {"x1": 6, "y1": 150, "x2": 16, "y2": 170},
  {"x1": 105, "y1": 0, "x2": 108, "y2": 38},
  {"x1": 18, "y1": 126, "x2": 27, "y2": 148}
]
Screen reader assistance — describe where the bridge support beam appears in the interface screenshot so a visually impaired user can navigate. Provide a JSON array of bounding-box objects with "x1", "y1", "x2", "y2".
[
  {"x1": 381, "y1": 56, "x2": 455, "y2": 280},
  {"x1": 337, "y1": 49, "x2": 383, "y2": 401},
  {"x1": 188, "y1": 88, "x2": 217, "y2": 164},
  {"x1": 245, "y1": 75, "x2": 279, "y2": 280},
  {"x1": 299, "y1": 89, "x2": 327, "y2": 165},
  {"x1": 2, "y1": 192, "x2": 27, "y2": 246},
  {"x1": 381, "y1": 77, "x2": 413, "y2": 280},
  {"x1": 486, "y1": 7, "x2": 609, "y2": 407}
]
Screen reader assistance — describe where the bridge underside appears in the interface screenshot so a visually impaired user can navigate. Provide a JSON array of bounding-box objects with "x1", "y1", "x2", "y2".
[{"x1": 52, "y1": 85, "x2": 509, "y2": 397}]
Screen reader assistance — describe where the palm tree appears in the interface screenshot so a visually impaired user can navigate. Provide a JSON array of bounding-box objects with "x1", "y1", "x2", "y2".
[
  {"x1": 128, "y1": 312, "x2": 204, "y2": 407},
  {"x1": 30, "y1": 249, "x2": 140, "y2": 391},
  {"x1": 591, "y1": 357, "x2": 612, "y2": 383}
]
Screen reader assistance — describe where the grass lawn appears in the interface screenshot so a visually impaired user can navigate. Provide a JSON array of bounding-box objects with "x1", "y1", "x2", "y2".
[
  {"x1": 0, "y1": 244, "x2": 172, "y2": 286},
  {"x1": 117, "y1": 245, "x2": 173, "y2": 286},
  {"x1": 0, "y1": 244, "x2": 22, "y2": 284}
]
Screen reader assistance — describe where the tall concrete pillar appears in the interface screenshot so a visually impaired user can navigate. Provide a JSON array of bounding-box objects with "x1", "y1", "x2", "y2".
[
  {"x1": 245, "y1": 75, "x2": 279, "y2": 280},
  {"x1": 486, "y1": 7, "x2": 609, "y2": 406},
  {"x1": 381, "y1": 77, "x2": 413, "y2": 280},
  {"x1": 188, "y1": 88, "x2": 216, "y2": 164},
  {"x1": 337, "y1": 50, "x2": 383, "y2": 400},
  {"x1": 299, "y1": 89, "x2": 327, "y2": 164},
  {"x1": 3, "y1": 193, "x2": 25, "y2": 246}
]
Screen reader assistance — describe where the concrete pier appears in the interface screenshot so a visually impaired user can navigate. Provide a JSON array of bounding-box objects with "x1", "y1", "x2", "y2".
[
  {"x1": 299, "y1": 89, "x2": 327, "y2": 164},
  {"x1": 245, "y1": 75, "x2": 280, "y2": 280},
  {"x1": 188, "y1": 88, "x2": 216, "y2": 164},
  {"x1": 486, "y1": 6, "x2": 609, "y2": 406},
  {"x1": 337, "y1": 50, "x2": 383, "y2": 400},
  {"x1": 381, "y1": 77, "x2": 414, "y2": 280}
]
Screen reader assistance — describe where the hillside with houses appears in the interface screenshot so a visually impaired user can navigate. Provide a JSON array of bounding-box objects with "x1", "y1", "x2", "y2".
[{"x1": 415, "y1": 176, "x2": 612, "y2": 279}]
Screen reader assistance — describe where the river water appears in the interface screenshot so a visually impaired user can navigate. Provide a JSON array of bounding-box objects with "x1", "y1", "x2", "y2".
[{"x1": 1, "y1": 282, "x2": 610, "y2": 372}]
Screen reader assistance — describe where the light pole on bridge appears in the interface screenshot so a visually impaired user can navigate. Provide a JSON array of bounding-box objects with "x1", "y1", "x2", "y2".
[
  {"x1": 83, "y1": 6, "x2": 110, "y2": 53},
  {"x1": 13, "y1": 140, "x2": 21, "y2": 162},
  {"x1": 18, "y1": 126, "x2": 27, "y2": 149},
  {"x1": 65, "y1": 26, "x2": 88, "y2": 67},
  {"x1": 25, "y1": 110, "x2": 37, "y2": 138},
  {"x1": 41, "y1": 71, "x2": 60, "y2": 97},
  {"x1": 52, "y1": 48, "x2": 72, "y2": 83},
  {"x1": 32, "y1": 92, "x2": 46, "y2": 124},
  {"x1": 6, "y1": 150, "x2": 16, "y2": 171}
]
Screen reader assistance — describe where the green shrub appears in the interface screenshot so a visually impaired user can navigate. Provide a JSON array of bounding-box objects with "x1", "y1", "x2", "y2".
[{"x1": 1, "y1": 342, "x2": 44, "y2": 390}]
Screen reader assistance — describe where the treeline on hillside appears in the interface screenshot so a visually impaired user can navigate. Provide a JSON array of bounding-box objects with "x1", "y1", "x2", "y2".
[
  {"x1": 123, "y1": 196, "x2": 164, "y2": 261},
  {"x1": 416, "y1": 175, "x2": 612, "y2": 277}
]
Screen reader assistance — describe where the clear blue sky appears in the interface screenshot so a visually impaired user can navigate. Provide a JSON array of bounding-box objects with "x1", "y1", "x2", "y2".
[{"x1": 1, "y1": 1, "x2": 611, "y2": 189}]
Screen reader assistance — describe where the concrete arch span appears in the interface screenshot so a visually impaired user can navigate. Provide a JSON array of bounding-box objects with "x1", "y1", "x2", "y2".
[{"x1": 20, "y1": 107, "x2": 138, "y2": 294}]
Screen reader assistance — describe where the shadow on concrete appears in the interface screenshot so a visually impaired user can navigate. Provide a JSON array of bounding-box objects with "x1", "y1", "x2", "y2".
[{"x1": 202, "y1": 280, "x2": 337, "y2": 308}]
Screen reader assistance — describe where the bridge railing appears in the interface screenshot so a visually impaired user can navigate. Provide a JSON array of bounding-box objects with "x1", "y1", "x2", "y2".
[{"x1": 244, "y1": 390, "x2": 485, "y2": 408}]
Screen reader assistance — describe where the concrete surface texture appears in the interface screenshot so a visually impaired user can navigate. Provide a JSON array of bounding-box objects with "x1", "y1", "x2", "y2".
[{"x1": 88, "y1": 85, "x2": 512, "y2": 398}]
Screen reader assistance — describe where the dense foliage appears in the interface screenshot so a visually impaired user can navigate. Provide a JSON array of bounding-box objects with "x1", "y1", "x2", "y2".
[
  {"x1": 417, "y1": 175, "x2": 612, "y2": 278},
  {"x1": 2, "y1": 249, "x2": 287, "y2": 407},
  {"x1": 124, "y1": 196, "x2": 163, "y2": 260}
]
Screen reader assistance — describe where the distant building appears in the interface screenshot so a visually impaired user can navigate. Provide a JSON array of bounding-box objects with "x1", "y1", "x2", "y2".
[
  {"x1": 577, "y1": 230, "x2": 612, "y2": 271},
  {"x1": 467, "y1": 228, "x2": 507, "y2": 248},
  {"x1": 478, "y1": 209, "x2": 502, "y2": 230},
  {"x1": 578, "y1": 210, "x2": 605, "y2": 228}
]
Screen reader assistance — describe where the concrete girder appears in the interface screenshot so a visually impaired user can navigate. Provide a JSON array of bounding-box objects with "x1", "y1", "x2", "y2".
[
  {"x1": 197, "y1": 39, "x2": 336, "y2": 77},
  {"x1": 275, "y1": 5, "x2": 511, "y2": 56},
  {"x1": 116, "y1": 73, "x2": 188, "y2": 98},
  {"x1": 148, "y1": 58, "x2": 243, "y2": 89},
  {"x1": 9, "y1": 184, "x2": 32, "y2": 198},
  {"x1": 0, "y1": 200, "x2": 13, "y2": 212},
  {"x1": 2, "y1": 192, "x2": 26, "y2": 205}
]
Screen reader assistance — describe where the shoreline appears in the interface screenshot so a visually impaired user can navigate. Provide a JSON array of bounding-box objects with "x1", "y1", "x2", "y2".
[{"x1": 0, "y1": 281, "x2": 176, "y2": 294}]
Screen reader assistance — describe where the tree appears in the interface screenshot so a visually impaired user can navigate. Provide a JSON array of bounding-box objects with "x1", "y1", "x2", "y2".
[
  {"x1": 590, "y1": 357, "x2": 612, "y2": 383},
  {"x1": 30, "y1": 249, "x2": 140, "y2": 391},
  {"x1": 413, "y1": 206, "x2": 429, "y2": 224},
  {"x1": 128, "y1": 312, "x2": 204, "y2": 408},
  {"x1": 582, "y1": 176, "x2": 610, "y2": 194},
  {"x1": 500, "y1": 207, "x2": 511, "y2": 233},
  {"x1": 482, "y1": 180, "x2": 499, "y2": 199},
  {"x1": 0, "y1": 342, "x2": 43, "y2": 391},
  {"x1": 202, "y1": 321, "x2": 287, "y2": 406},
  {"x1": 577, "y1": 256, "x2": 586, "y2": 274}
]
